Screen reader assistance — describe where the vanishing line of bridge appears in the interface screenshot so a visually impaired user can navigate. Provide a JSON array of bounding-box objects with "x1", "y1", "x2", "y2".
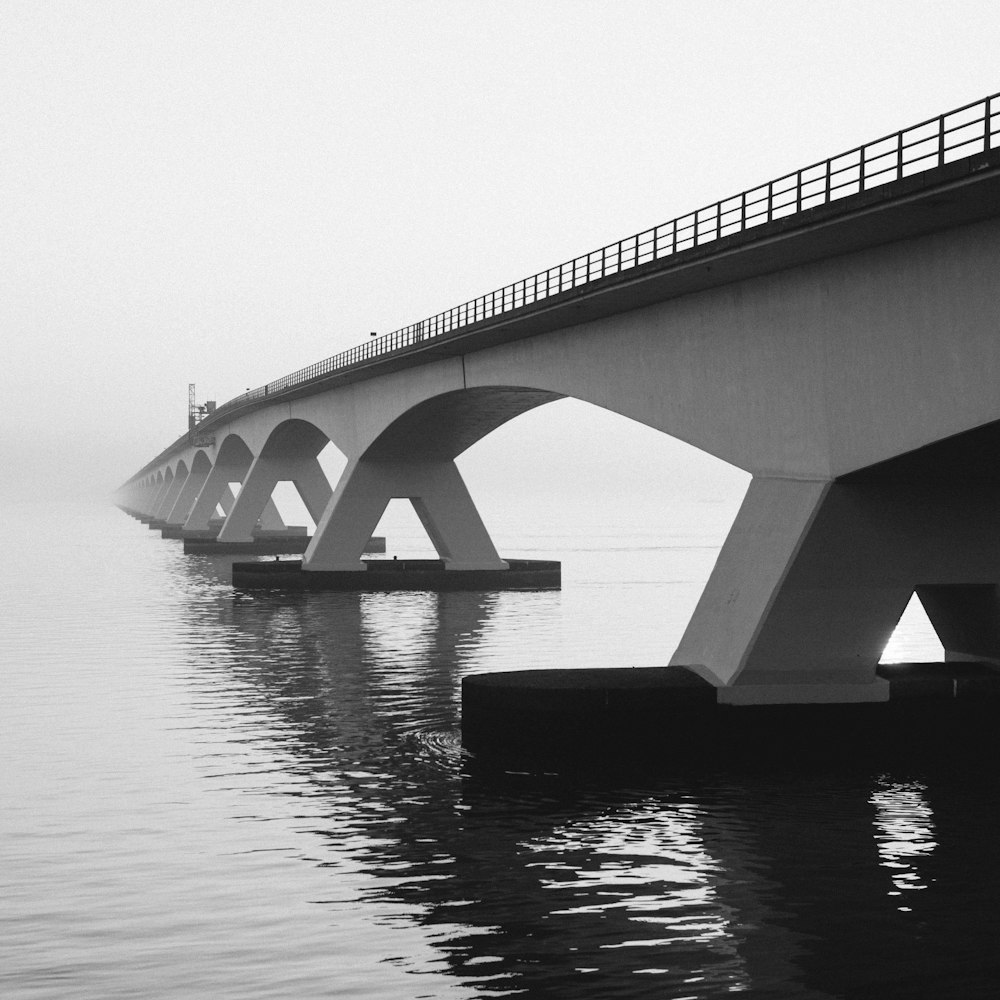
[
  {"x1": 133, "y1": 92, "x2": 999, "y2": 480},
  {"x1": 121, "y1": 92, "x2": 1000, "y2": 707}
]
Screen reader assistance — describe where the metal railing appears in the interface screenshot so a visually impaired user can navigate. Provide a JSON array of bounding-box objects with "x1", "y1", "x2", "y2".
[{"x1": 200, "y1": 92, "x2": 998, "y2": 427}]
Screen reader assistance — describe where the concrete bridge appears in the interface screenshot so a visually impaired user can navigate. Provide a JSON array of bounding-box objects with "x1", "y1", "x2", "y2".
[{"x1": 119, "y1": 94, "x2": 1000, "y2": 705}]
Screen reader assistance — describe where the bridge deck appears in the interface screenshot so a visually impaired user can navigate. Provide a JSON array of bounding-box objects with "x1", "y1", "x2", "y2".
[{"x1": 127, "y1": 93, "x2": 1000, "y2": 483}]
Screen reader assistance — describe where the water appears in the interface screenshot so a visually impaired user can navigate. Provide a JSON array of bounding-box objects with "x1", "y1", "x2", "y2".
[{"x1": 5, "y1": 495, "x2": 999, "y2": 999}]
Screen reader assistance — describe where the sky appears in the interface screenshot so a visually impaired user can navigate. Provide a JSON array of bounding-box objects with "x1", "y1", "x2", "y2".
[{"x1": 2, "y1": 0, "x2": 999, "y2": 506}]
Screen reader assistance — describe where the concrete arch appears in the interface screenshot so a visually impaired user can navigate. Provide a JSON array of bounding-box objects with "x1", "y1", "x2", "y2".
[
  {"x1": 154, "y1": 458, "x2": 189, "y2": 519},
  {"x1": 165, "y1": 451, "x2": 213, "y2": 526},
  {"x1": 362, "y1": 386, "x2": 564, "y2": 462},
  {"x1": 214, "y1": 432, "x2": 254, "y2": 467},
  {"x1": 189, "y1": 449, "x2": 213, "y2": 475},
  {"x1": 184, "y1": 433, "x2": 255, "y2": 532},
  {"x1": 149, "y1": 468, "x2": 172, "y2": 517},
  {"x1": 217, "y1": 419, "x2": 337, "y2": 543},
  {"x1": 303, "y1": 389, "x2": 571, "y2": 573}
]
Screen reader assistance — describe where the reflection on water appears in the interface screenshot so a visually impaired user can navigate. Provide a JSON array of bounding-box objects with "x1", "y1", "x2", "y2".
[
  {"x1": 5, "y1": 501, "x2": 1000, "y2": 998},
  {"x1": 521, "y1": 800, "x2": 749, "y2": 993},
  {"x1": 872, "y1": 780, "x2": 936, "y2": 906}
]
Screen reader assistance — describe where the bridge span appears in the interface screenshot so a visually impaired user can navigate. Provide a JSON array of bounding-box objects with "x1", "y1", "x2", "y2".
[{"x1": 119, "y1": 94, "x2": 1000, "y2": 705}]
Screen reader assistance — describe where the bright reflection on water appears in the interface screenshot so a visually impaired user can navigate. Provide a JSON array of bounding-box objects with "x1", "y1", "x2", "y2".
[
  {"x1": 4, "y1": 499, "x2": 1000, "y2": 999},
  {"x1": 872, "y1": 780, "x2": 937, "y2": 905}
]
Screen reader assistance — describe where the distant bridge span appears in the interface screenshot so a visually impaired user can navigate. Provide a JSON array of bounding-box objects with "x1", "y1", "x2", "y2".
[{"x1": 120, "y1": 94, "x2": 1000, "y2": 704}]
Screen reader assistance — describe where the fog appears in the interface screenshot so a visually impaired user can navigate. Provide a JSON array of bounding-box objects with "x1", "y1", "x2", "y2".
[{"x1": 2, "y1": 0, "x2": 997, "y2": 506}]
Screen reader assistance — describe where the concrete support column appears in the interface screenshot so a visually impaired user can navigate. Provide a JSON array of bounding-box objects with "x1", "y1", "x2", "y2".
[
  {"x1": 305, "y1": 457, "x2": 507, "y2": 572},
  {"x1": 150, "y1": 474, "x2": 172, "y2": 517},
  {"x1": 217, "y1": 454, "x2": 330, "y2": 542},
  {"x1": 185, "y1": 458, "x2": 251, "y2": 532},
  {"x1": 219, "y1": 486, "x2": 236, "y2": 516},
  {"x1": 671, "y1": 479, "x2": 1000, "y2": 704},
  {"x1": 291, "y1": 458, "x2": 336, "y2": 525},
  {"x1": 155, "y1": 469, "x2": 186, "y2": 520},
  {"x1": 137, "y1": 481, "x2": 154, "y2": 514},
  {"x1": 258, "y1": 498, "x2": 287, "y2": 531},
  {"x1": 166, "y1": 467, "x2": 208, "y2": 526}
]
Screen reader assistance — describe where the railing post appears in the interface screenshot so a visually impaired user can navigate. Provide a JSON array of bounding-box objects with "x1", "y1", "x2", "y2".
[
  {"x1": 986, "y1": 97, "x2": 992, "y2": 150},
  {"x1": 938, "y1": 114, "x2": 946, "y2": 166},
  {"x1": 825, "y1": 159, "x2": 831, "y2": 202},
  {"x1": 795, "y1": 171, "x2": 802, "y2": 213},
  {"x1": 741, "y1": 190, "x2": 746, "y2": 229},
  {"x1": 859, "y1": 146, "x2": 865, "y2": 192},
  {"x1": 767, "y1": 182, "x2": 773, "y2": 222},
  {"x1": 671, "y1": 218, "x2": 678, "y2": 254}
]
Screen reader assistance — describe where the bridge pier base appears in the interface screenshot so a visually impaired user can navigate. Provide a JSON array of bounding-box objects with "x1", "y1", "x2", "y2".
[
  {"x1": 305, "y1": 457, "x2": 508, "y2": 572},
  {"x1": 671, "y1": 478, "x2": 1000, "y2": 704}
]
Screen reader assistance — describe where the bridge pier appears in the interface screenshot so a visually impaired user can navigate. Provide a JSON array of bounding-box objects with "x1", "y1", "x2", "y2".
[
  {"x1": 671, "y1": 478, "x2": 1000, "y2": 704},
  {"x1": 217, "y1": 423, "x2": 331, "y2": 543},
  {"x1": 305, "y1": 456, "x2": 508, "y2": 572},
  {"x1": 148, "y1": 472, "x2": 171, "y2": 518},
  {"x1": 154, "y1": 464, "x2": 186, "y2": 521},
  {"x1": 164, "y1": 454, "x2": 211, "y2": 527},
  {"x1": 183, "y1": 440, "x2": 253, "y2": 533},
  {"x1": 141, "y1": 479, "x2": 160, "y2": 517}
]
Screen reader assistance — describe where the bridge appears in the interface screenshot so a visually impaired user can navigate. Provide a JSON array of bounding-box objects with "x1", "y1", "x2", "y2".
[{"x1": 119, "y1": 93, "x2": 1000, "y2": 706}]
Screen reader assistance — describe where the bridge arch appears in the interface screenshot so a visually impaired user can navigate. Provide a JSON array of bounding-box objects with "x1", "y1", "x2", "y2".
[
  {"x1": 164, "y1": 451, "x2": 213, "y2": 527},
  {"x1": 216, "y1": 419, "x2": 340, "y2": 543},
  {"x1": 154, "y1": 459, "x2": 189, "y2": 520},
  {"x1": 183, "y1": 433, "x2": 255, "y2": 532},
  {"x1": 361, "y1": 387, "x2": 564, "y2": 462}
]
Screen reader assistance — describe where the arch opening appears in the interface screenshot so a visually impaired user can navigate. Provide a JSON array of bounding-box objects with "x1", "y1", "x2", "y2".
[
  {"x1": 382, "y1": 392, "x2": 749, "y2": 669},
  {"x1": 253, "y1": 419, "x2": 346, "y2": 532}
]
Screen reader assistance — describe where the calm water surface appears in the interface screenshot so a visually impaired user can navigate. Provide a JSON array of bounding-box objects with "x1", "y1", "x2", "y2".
[{"x1": 4, "y1": 496, "x2": 999, "y2": 999}]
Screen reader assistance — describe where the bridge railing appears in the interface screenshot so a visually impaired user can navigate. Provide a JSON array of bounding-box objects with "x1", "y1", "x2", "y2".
[{"x1": 205, "y1": 92, "x2": 998, "y2": 427}]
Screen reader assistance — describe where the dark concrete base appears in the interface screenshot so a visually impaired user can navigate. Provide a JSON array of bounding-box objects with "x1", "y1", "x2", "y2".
[
  {"x1": 185, "y1": 536, "x2": 310, "y2": 555},
  {"x1": 232, "y1": 557, "x2": 560, "y2": 592},
  {"x1": 183, "y1": 533, "x2": 386, "y2": 556},
  {"x1": 461, "y1": 661, "x2": 1000, "y2": 767}
]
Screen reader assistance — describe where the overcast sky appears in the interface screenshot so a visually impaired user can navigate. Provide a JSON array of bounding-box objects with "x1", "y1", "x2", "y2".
[{"x1": 2, "y1": 0, "x2": 998, "y2": 504}]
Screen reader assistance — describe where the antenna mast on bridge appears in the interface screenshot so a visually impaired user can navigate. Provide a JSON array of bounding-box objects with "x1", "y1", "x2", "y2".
[{"x1": 187, "y1": 384, "x2": 217, "y2": 446}]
